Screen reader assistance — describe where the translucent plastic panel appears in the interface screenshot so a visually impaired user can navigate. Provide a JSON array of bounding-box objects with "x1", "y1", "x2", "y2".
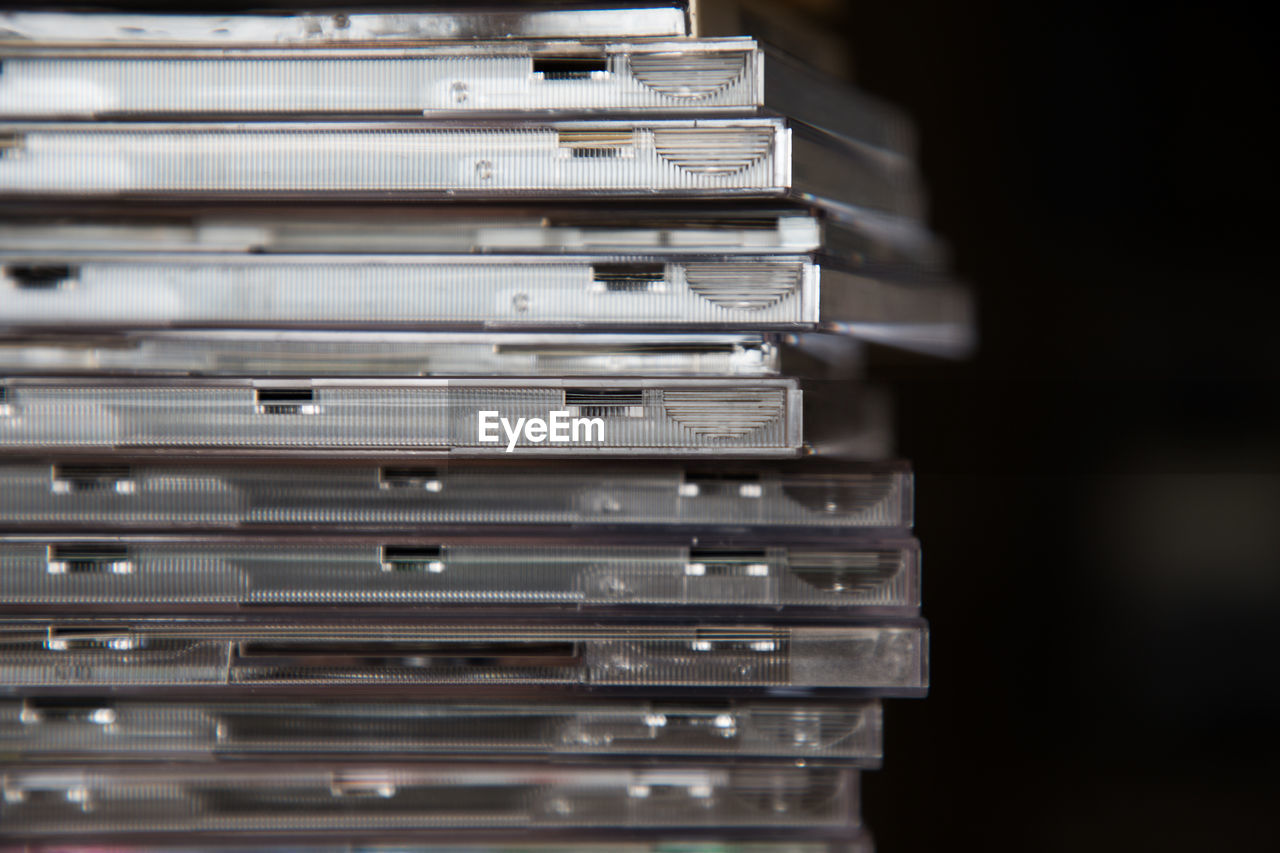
[
  {"x1": 0, "y1": 255, "x2": 968, "y2": 352},
  {"x1": 0, "y1": 119, "x2": 921, "y2": 216},
  {"x1": 0, "y1": 842, "x2": 872, "y2": 853},
  {"x1": 0, "y1": 254, "x2": 822, "y2": 329},
  {"x1": 0, "y1": 762, "x2": 858, "y2": 834},
  {"x1": 0, "y1": 536, "x2": 920, "y2": 611},
  {"x1": 0, "y1": 332, "x2": 779, "y2": 378},
  {"x1": 0, "y1": 7, "x2": 692, "y2": 44},
  {"x1": 0, "y1": 40, "x2": 914, "y2": 159},
  {"x1": 0, "y1": 42, "x2": 765, "y2": 116},
  {"x1": 0, "y1": 460, "x2": 911, "y2": 530},
  {"x1": 0, "y1": 378, "x2": 803, "y2": 456},
  {"x1": 0, "y1": 207, "x2": 936, "y2": 266},
  {"x1": 0, "y1": 619, "x2": 928, "y2": 693},
  {"x1": 0, "y1": 697, "x2": 883, "y2": 763}
]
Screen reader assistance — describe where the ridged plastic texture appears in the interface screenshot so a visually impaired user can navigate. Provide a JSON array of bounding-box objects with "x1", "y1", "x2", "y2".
[
  {"x1": 0, "y1": 255, "x2": 820, "y2": 329},
  {"x1": 0, "y1": 121, "x2": 790, "y2": 197},
  {"x1": 0, "y1": 763, "x2": 857, "y2": 834},
  {"x1": 0, "y1": 698, "x2": 883, "y2": 762},
  {"x1": 0, "y1": 538, "x2": 920, "y2": 610},
  {"x1": 0, "y1": 8, "x2": 692, "y2": 43},
  {"x1": 0, "y1": 333, "x2": 779, "y2": 377},
  {"x1": 0, "y1": 621, "x2": 927, "y2": 691},
  {"x1": 0, "y1": 462, "x2": 911, "y2": 529},
  {"x1": 0, "y1": 45, "x2": 764, "y2": 115},
  {"x1": 0, "y1": 379, "x2": 802, "y2": 455}
]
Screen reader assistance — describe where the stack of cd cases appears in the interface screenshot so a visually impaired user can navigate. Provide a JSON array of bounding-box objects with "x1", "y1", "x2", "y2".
[{"x1": 0, "y1": 3, "x2": 971, "y2": 851}]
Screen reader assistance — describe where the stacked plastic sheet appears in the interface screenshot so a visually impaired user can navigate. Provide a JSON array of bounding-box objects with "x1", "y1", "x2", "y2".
[{"x1": 0, "y1": 4, "x2": 971, "y2": 851}]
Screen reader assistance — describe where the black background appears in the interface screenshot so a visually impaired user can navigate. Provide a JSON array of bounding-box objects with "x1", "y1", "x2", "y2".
[
  {"x1": 841, "y1": 1, "x2": 1280, "y2": 850},
  {"x1": 4, "y1": 1, "x2": 1278, "y2": 850}
]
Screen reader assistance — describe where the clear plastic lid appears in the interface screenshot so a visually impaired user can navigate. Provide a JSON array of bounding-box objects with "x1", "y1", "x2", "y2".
[
  {"x1": 0, "y1": 38, "x2": 913, "y2": 159},
  {"x1": 0, "y1": 534, "x2": 919, "y2": 612},
  {"x1": 0, "y1": 377, "x2": 804, "y2": 457},
  {"x1": 0, "y1": 332, "x2": 782, "y2": 378},
  {"x1": 0, "y1": 618, "x2": 927, "y2": 694},
  {"x1": 0, "y1": 6, "x2": 693, "y2": 45},
  {"x1": 0, "y1": 840, "x2": 873, "y2": 853},
  {"x1": 0, "y1": 118, "x2": 922, "y2": 218},
  {"x1": 0, "y1": 696, "x2": 882, "y2": 764},
  {"x1": 0, "y1": 206, "x2": 938, "y2": 266},
  {"x1": 0, "y1": 761, "x2": 858, "y2": 835},
  {"x1": 0, "y1": 459, "x2": 910, "y2": 531},
  {"x1": 0, "y1": 253, "x2": 969, "y2": 357}
]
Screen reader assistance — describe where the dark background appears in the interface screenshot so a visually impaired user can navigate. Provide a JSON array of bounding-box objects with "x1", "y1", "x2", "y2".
[
  {"x1": 5, "y1": 1, "x2": 1278, "y2": 850},
  {"x1": 841, "y1": 1, "x2": 1280, "y2": 850}
]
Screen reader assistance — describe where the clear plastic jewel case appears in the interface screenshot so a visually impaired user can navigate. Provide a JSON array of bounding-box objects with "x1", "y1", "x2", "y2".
[
  {"x1": 0, "y1": 377, "x2": 805, "y2": 457},
  {"x1": 0, "y1": 118, "x2": 922, "y2": 219},
  {"x1": 0, "y1": 841, "x2": 874, "y2": 853},
  {"x1": 0, "y1": 696, "x2": 883, "y2": 764},
  {"x1": 0, "y1": 617, "x2": 927, "y2": 694},
  {"x1": 0, "y1": 213, "x2": 970, "y2": 355},
  {"x1": 0, "y1": 761, "x2": 859, "y2": 835},
  {"x1": 0, "y1": 6, "x2": 695, "y2": 44},
  {"x1": 0, "y1": 37, "x2": 913, "y2": 160},
  {"x1": 0, "y1": 459, "x2": 910, "y2": 531},
  {"x1": 0, "y1": 205, "x2": 946, "y2": 268},
  {"x1": 0, "y1": 534, "x2": 920, "y2": 612},
  {"x1": 0, "y1": 332, "x2": 783, "y2": 378}
]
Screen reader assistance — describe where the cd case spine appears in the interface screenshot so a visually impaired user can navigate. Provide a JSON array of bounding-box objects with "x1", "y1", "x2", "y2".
[
  {"x1": 0, "y1": 698, "x2": 884, "y2": 764},
  {"x1": 0, "y1": 535, "x2": 920, "y2": 612},
  {"x1": 0, "y1": 620, "x2": 928, "y2": 694},
  {"x1": 0, "y1": 378, "x2": 805, "y2": 456},
  {"x1": 0, "y1": 761, "x2": 860, "y2": 835},
  {"x1": 0, "y1": 461, "x2": 912, "y2": 530},
  {"x1": 0, "y1": 254, "x2": 824, "y2": 330}
]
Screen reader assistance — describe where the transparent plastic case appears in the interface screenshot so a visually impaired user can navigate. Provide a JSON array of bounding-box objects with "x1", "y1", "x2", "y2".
[
  {"x1": 0, "y1": 38, "x2": 913, "y2": 157},
  {"x1": 0, "y1": 6, "x2": 694, "y2": 44},
  {"x1": 0, "y1": 118, "x2": 922, "y2": 218},
  {"x1": 0, "y1": 258, "x2": 968, "y2": 356},
  {"x1": 0, "y1": 459, "x2": 911, "y2": 531},
  {"x1": 0, "y1": 206, "x2": 946, "y2": 268},
  {"x1": 0, "y1": 377, "x2": 803, "y2": 457},
  {"x1": 0, "y1": 332, "x2": 782, "y2": 378},
  {"x1": 0, "y1": 618, "x2": 928, "y2": 694},
  {"x1": 0, "y1": 211, "x2": 971, "y2": 356},
  {"x1": 0, "y1": 534, "x2": 920, "y2": 612},
  {"x1": 0, "y1": 842, "x2": 873, "y2": 853},
  {"x1": 0, "y1": 762, "x2": 858, "y2": 836},
  {"x1": 0, "y1": 252, "x2": 814, "y2": 329},
  {"x1": 0, "y1": 697, "x2": 883, "y2": 764}
]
